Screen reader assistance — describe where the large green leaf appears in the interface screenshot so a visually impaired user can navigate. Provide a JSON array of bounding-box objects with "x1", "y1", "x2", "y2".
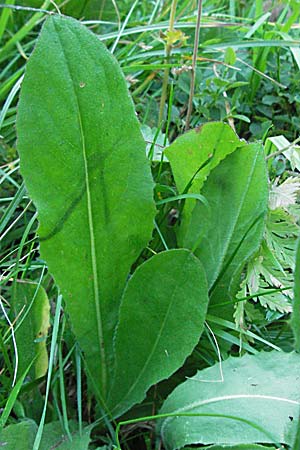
[
  {"x1": 164, "y1": 123, "x2": 240, "y2": 244},
  {"x1": 39, "y1": 421, "x2": 91, "y2": 449},
  {"x1": 292, "y1": 237, "x2": 300, "y2": 352},
  {"x1": 107, "y1": 249, "x2": 209, "y2": 418},
  {"x1": 158, "y1": 351, "x2": 300, "y2": 449},
  {"x1": 17, "y1": 16, "x2": 156, "y2": 399},
  {"x1": 186, "y1": 144, "x2": 268, "y2": 311},
  {"x1": 12, "y1": 282, "x2": 50, "y2": 380},
  {"x1": 0, "y1": 420, "x2": 37, "y2": 450}
]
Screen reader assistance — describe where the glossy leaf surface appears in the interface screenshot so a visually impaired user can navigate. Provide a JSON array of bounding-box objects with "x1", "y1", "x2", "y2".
[
  {"x1": 108, "y1": 249, "x2": 209, "y2": 417},
  {"x1": 17, "y1": 16, "x2": 156, "y2": 398},
  {"x1": 158, "y1": 351, "x2": 300, "y2": 449}
]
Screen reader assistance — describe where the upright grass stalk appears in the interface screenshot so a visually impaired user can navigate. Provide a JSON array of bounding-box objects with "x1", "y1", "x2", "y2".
[
  {"x1": 185, "y1": 0, "x2": 203, "y2": 131},
  {"x1": 158, "y1": 0, "x2": 177, "y2": 126}
]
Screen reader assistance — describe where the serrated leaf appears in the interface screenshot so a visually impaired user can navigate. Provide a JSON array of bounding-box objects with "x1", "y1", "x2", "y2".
[
  {"x1": 269, "y1": 177, "x2": 300, "y2": 210},
  {"x1": 17, "y1": 16, "x2": 156, "y2": 399},
  {"x1": 188, "y1": 144, "x2": 268, "y2": 311},
  {"x1": 158, "y1": 351, "x2": 300, "y2": 449},
  {"x1": 107, "y1": 249, "x2": 209, "y2": 418},
  {"x1": 257, "y1": 289, "x2": 292, "y2": 313},
  {"x1": 12, "y1": 282, "x2": 50, "y2": 380}
]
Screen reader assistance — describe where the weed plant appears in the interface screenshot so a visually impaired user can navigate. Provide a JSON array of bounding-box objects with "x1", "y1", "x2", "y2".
[{"x1": 1, "y1": 1, "x2": 300, "y2": 449}]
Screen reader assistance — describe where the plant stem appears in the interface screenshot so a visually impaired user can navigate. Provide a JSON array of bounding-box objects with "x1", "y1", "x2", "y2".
[
  {"x1": 185, "y1": 0, "x2": 203, "y2": 131},
  {"x1": 158, "y1": 0, "x2": 177, "y2": 126}
]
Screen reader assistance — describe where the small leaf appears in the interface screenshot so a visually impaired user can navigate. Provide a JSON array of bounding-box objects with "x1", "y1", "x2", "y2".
[
  {"x1": 158, "y1": 351, "x2": 300, "y2": 449},
  {"x1": 164, "y1": 29, "x2": 189, "y2": 46},
  {"x1": 269, "y1": 177, "x2": 300, "y2": 210},
  {"x1": 225, "y1": 47, "x2": 236, "y2": 65},
  {"x1": 108, "y1": 249, "x2": 209, "y2": 418},
  {"x1": 13, "y1": 282, "x2": 50, "y2": 380}
]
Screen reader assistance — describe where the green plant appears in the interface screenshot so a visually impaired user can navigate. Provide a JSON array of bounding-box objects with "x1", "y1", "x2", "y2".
[
  {"x1": 9, "y1": 12, "x2": 300, "y2": 449},
  {"x1": 1, "y1": 2, "x2": 300, "y2": 448}
]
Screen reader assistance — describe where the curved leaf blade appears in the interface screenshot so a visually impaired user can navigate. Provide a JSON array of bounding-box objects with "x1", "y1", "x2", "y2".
[
  {"x1": 158, "y1": 351, "x2": 300, "y2": 449},
  {"x1": 108, "y1": 249, "x2": 209, "y2": 418},
  {"x1": 17, "y1": 16, "x2": 156, "y2": 399},
  {"x1": 188, "y1": 144, "x2": 268, "y2": 311},
  {"x1": 165, "y1": 122, "x2": 240, "y2": 244}
]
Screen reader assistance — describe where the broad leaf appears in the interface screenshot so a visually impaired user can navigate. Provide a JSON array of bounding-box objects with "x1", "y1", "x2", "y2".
[
  {"x1": 158, "y1": 351, "x2": 300, "y2": 449},
  {"x1": 187, "y1": 144, "x2": 268, "y2": 311},
  {"x1": 40, "y1": 421, "x2": 91, "y2": 449},
  {"x1": 165, "y1": 122, "x2": 240, "y2": 244},
  {"x1": 0, "y1": 420, "x2": 37, "y2": 449},
  {"x1": 17, "y1": 16, "x2": 156, "y2": 399},
  {"x1": 12, "y1": 282, "x2": 50, "y2": 380},
  {"x1": 107, "y1": 249, "x2": 209, "y2": 418},
  {"x1": 292, "y1": 237, "x2": 300, "y2": 352}
]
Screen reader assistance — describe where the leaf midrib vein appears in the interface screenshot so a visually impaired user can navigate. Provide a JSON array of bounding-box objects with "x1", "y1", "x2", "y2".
[
  {"x1": 161, "y1": 393, "x2": 300, "y2": 440},
  {"x1": 112, "y1": 253, "x2": 191, "y2": 414},
  {"x1": 53, "y1": 20, "x2": 107, "y2": 393},
  {"x1": 211, "y1": 149, "x2": 259, "y2": 286}
]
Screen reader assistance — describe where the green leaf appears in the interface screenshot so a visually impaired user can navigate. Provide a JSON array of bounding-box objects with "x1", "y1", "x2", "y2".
[
  {"x1": 164, "y1": 122, "x2": 240, "y2": 244},
  {"x1": 108, "y1": 249, "x2": 209, "y2": 418},
  {"x1": 0, "y1": 420, "x2": 37, "y2": 449},
  {"x1": 188, "y1": 144, "x2": 268, "y2": 311},
  {"x1": 62, "y1": 0, "x2": 119, "y2": 20},
  {"x1": 39, "y1": 421, "x2": 91, "y2": 449},
  {"x1": 158, "y1": 351, "x2": 300, "y2": 449},
  {"x1": 12, "y1": 282, "x2": 50, "y2": 380},
  {"x1": 20, "y1": 0, "x2": 119, "y2": 20},
  {"x1": 224, "y1": 47, "x2": 236, "y2": 65},
  {"x1": 17, "y1": 15, "x2": 156, "y2": 400},
  {"x1": 292, "y1": 238, "x2": 300, "y2": 352}
]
